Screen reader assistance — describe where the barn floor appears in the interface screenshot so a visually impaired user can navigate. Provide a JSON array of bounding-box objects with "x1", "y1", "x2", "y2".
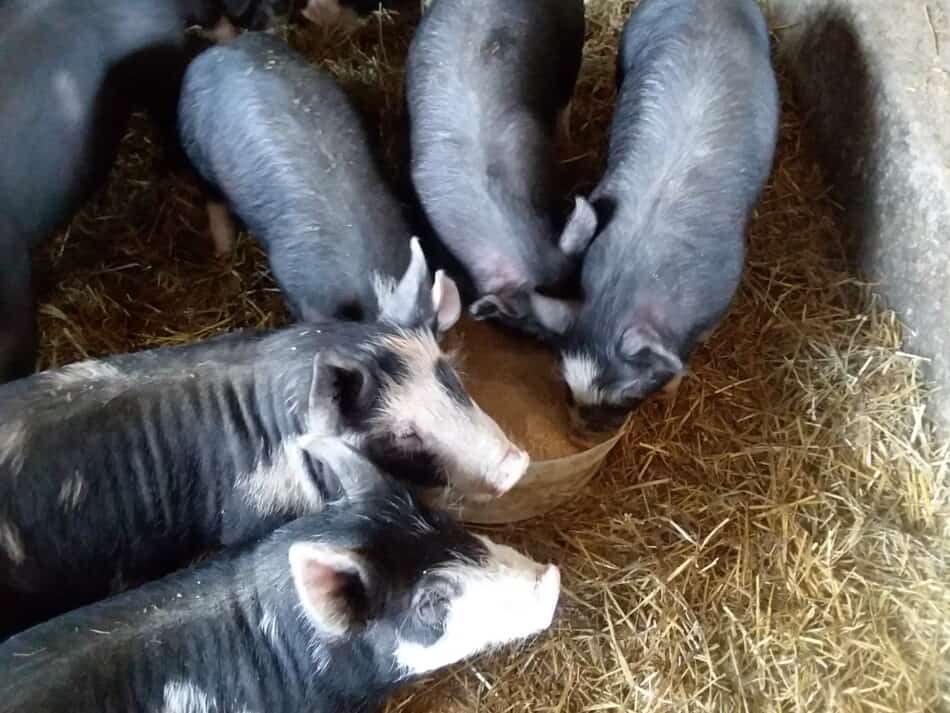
[{"x1": 35, "y1": 2, "x2": 950, "y2": 711}]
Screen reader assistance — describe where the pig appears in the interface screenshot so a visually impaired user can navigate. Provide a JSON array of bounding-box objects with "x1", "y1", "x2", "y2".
[
  {"x1": 0, "y1": 243, "x2": 529, "y2": 636},
  {"x1": 299, "y1": 0, "x2": 403, "y2": 31},
  {"x1": 405, "y1": 0, "x2": 591, "y2": 310},
  {"x1": 0, "y1": 480, "x2": 561, "y2": 713},
  {"x1": 476, "y1": 0, "x2": 780, "y2": 438},
  {"x1": 0, "y1": 0, "x2": 285, "y2": 384},
  {"x1": 178, "y1": 31, "x2": 422, "y2": 325}
]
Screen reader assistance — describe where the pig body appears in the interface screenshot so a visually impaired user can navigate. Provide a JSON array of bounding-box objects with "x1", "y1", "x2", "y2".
[
  {"x1": 179, "y1": 32, "x2": 414, "y2": 324},
  {"x1": 0, "y1": 483, "x2": 561, "y2": 713},
  {"x1": 0, "y1": 257, "x2": 527, "y2": 636},
  {"x1": 405, "y1": 0, "x2": 589, "y2": 308},
  {"x1": 493, "y1": 0, "x2": 779, "y2": 435},
  {"x1": 0, "y1": 0, "x2": 281, "y2": 383}
]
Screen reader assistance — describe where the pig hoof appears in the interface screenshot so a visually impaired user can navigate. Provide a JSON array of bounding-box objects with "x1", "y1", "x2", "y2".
[{"x1": 206, "y1": 202, "x2": 236, "y2": 258}]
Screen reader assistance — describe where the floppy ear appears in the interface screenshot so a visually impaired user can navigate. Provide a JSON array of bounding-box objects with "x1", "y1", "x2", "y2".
[
  {"x1": 311, "y1": 349, "x2": 377, "y2": 417},
  {"x1": 299, "y1": 437, "x2": 388, "y2": 499},
  {"x1": 528, "y1": 292, "x2": 578, "y2": 335},
  {"x1": 289, "y1": 542, "x2": 372, "y2": 637},
  {"x1": 380, "y1": 237, "x2": 436, "y2": 330},
  {"x1": 470, "y1": 291, "x2": 578, "y2": 340},
  {"x1": 431, "y1": 270, "x2": 462, "y2": 334},
  {"x1": 618, "y1": 326, "x2": 684, "y2": 375},
  {"x1": 558, "y1": 196, "x2": 598, "y2": 256}
]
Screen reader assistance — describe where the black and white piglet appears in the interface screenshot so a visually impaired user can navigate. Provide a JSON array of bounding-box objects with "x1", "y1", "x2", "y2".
[
  {"x1": 0, "y1": 0, "x2": 282, "y2": 383},
  {"x1": 483, "y1": 0, "x2": 780, "y2": 437},
  {"x1": 0, "y1": 481, "x2": 561, "y2": 713},
  {"x1": 406, "y1": 0, "x2": 591, "y2": 308},
  {"x1": 179, "y1": 31, "x2": 422, "y2": 325},
  {"x1": 0, "y1": 248, "x2": 528, "y2": 636}
]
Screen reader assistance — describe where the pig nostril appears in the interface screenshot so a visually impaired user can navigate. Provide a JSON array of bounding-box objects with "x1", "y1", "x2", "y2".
[{"x1": 493, "y1": 448, "x2": 529, "y2": 495}]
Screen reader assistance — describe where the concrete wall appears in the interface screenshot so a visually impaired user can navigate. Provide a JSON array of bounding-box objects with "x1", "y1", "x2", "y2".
[{"x1": 771, "y1": 0, "x2": 950, "y2": 431}]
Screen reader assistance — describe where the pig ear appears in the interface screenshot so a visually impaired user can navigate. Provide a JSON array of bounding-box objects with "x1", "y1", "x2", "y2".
[
  {"x1": 313, "y1": 350, "x2": 378, "y2": 417},
  {"x1": 558, "y1": 196, "x2": 598, "y2": 256},
  {"x1": 307, "y1": 353, "x2": 342, "y2": 434},
  {"x1": 431, "y1": 271, "x2": 462, "y2": 334},
  {"x1": 289, "y1": 542, "x2": 372, "y2": 637},
  {"x1": 618, "y1": 326, "x2": 684, "y2": 374},
  {"x1": 470, "y1": 291, "x2": 578, "y2": 339},
  {"x1": 381, "y1": 237, "x2": 435, "y2": 329},
  {"x1": 527, "y1": 292, "x2": 578, "y2": 336}
]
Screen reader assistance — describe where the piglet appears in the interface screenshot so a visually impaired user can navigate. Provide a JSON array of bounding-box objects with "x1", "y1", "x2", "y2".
[
  {"x1": 405, "y1": 0, "x2": 590, "y2": 310},
  {"x1": 0, "y1": 247, "x2": 528, "y2": 637},
  {"x1": 0, "y1": 480, "x2": 561, "y2": 713},
  {"x1": 0, "y1": 0, "x2": 282, "y2": 383},
  {"x1": 179, "y1": 31, "x2": 429, "y2": 326},
  {"x1": 481, "y1": 0, "x2": 780, "y2": 439}
]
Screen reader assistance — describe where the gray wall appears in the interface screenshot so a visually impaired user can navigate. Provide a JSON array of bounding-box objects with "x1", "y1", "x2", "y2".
[{"x1": 771, "y1": 0, "x2": 950, "y2": 432}]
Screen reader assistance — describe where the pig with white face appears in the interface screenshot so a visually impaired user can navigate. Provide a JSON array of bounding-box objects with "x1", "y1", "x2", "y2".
[
  {"x1": 179, "y1": 32, "x2": 428, "y2": 326},
  {"x1": 405, "y1": 0, "x2": 589, "y2": 309},
  {"x1": 0, "y1": 481, "x2": 561, "y2": 713},
  {"x1": 0, "y1": 241, "x2": 528, "y2": 637},
  {"x1": 478, "y1": 0, "x2": 780, "y2": 439}
]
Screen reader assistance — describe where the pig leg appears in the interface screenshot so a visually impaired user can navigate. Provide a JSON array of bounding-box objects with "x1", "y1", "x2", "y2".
[
  {"x1": 199, "y1": 15, "x2": 240, "y2": 43},
  {"x1": 0, "y1": 228, "x2": 37, "y2": 383},
  {"x1": 206, "y1": 200, "x2": 237, "y2": 258},
  {"x1": 556, "y1": 100, "x2": 572, "y2": 146},
  {"x1": 302, "y1": 0, "x2": 361, "y2": 32}
]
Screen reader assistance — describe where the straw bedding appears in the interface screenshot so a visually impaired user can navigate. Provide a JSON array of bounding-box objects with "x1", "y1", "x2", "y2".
[{"x1": 34, "y1": 1, "x2": 950, "y2": 711}]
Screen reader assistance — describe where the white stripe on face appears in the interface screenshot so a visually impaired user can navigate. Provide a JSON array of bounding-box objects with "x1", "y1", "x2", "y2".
[{"x1": 561, "y1": 352, "x2": 604, "y2": 406}]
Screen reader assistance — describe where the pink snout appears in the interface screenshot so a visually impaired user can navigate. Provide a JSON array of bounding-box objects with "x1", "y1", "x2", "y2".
[{"x1": 489, "y1": 447, "x2": 530, "y2": 496}]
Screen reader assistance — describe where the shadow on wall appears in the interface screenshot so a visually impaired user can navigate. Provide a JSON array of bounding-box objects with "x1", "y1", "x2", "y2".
[
  {"x1": 780, "y1": 7, "x2": 878, "y2": 266},
  {"x1": 775, "y1": 1, "x2": 950, "y2": 432}
]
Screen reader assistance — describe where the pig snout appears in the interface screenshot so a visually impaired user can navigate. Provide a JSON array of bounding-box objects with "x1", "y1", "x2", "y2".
[
  {"x1": 568, "y1": 404, "x2": 630, "y2": 447},
  {"x1": 492, "y1": 447, "x2": 530, "y2": 496},
  {"x1": 461, "y1": 439, "x2": 530, "y2": 503}
]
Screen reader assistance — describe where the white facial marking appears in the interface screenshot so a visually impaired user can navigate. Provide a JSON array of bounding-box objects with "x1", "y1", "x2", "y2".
[
  {"x1": 0, "y1": 521, "x2": 26, "y2": 566},
  {"x1": 375, "y1": 331, "x2": 528, "y2": 496},
  {"x1": 57, "y1": 471, "x2": 86, "y2": 510},
  {"x1": 561, "y1": 352, "x2": 603, "y2": 406},
  {"x1": 53, "y1": 70, "x2": 82, "y2": 124},
  {"x1": 206, "y1": 201, "x2": 236, "y2": 258},
  {"x1": 0, "y1": 419, "x2": 26, "y2": 475},
  {"x1": 394, "y1": 536, "x2": 560, "y2": 676},
  {"x1": 161, "y1": 680, "x2": 216, "y2": 713}
]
